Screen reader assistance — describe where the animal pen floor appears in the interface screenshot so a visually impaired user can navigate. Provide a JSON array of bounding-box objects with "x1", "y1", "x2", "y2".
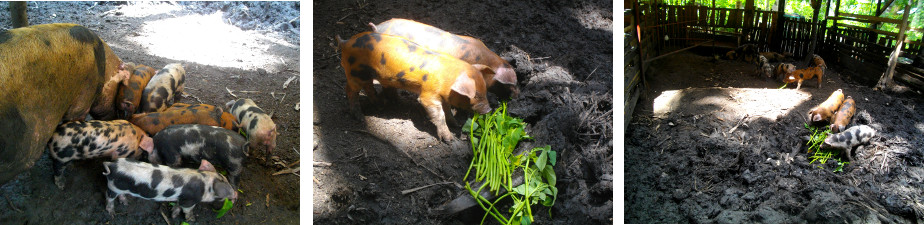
[
  {"x1": 0, "y1": 2, "x2": 300, "y2": 224},
  {"x1": 626, "y1": 48, "x2": 924, "y2": 223}
]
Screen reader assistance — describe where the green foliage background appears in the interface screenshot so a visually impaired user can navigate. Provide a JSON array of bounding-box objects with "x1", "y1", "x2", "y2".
[{"x1": 658, "y1": 0, "x2": 923, "y2": 41}]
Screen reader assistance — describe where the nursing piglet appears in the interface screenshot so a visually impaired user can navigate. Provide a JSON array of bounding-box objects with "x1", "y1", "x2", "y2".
[
  {"x1": 140, "y1": 63, "x2": 185, "y2": 112},
  {"x1": 129, "y1": 103, "x2": 236, "y2": 135},
  {"x1": 47, "y1": 120, "x2": 155, "y2": 189}
]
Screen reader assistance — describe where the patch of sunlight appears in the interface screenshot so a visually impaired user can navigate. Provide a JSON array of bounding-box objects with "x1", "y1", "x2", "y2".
[
  {"x1": 654, "y1": 88, "x2": 812, "y2": 120},
  {"x1": 115, "y1": 2, "x2": 183, "y2": 18},
  {"x1": 916, "y1": 123, "x2": 924, "y2": 134},
  {"x1": 571, "y1": 4, "x2": 612, "y2": 32},
  {"x1": 128, "y1": 12, "x2": 290, "y2": 71}
]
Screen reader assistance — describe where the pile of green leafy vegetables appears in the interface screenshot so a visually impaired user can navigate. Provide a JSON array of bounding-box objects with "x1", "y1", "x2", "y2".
[{"x1": 462, "y1": 102, "x2": 558, "y2": 225}]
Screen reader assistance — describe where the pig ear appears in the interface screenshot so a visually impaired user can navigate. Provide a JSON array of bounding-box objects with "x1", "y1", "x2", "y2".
[
  {"x1": 198, "y1": 160, "x2": 216, "y2": 172},
  {"x1": 451, "y1": 72, "x2": 478, "y2": 99},
  {"x1": 140, "y1": 136, "x2": 154, "y2": 152},
  {"x1": 471, "y1": 64, "x2": 495, "y2": 76}
]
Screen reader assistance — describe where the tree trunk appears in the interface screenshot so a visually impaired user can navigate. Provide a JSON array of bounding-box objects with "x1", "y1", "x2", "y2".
[
  {"x1": 804, "y1": 0, "x2": 822, "y2": 62},
  {"x1": 10, "y1": 2, "x2": 27, "y2": 28},
  {"x1": 875, "y1": 3, "x2": 911, "y2": 91},
  {"x1": 772, "y1": 0, "x2": 787, "y2": 52}
]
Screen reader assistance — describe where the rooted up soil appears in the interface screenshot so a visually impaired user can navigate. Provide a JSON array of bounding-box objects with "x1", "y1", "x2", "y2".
[
  {"x1": 625, "y1": 48, "x2": 924, "y2": 223},
  {"x1": 313, "y1": 0, "x2": 613, "y2": 224},
  {"x1": 0, "y1": 2, "x2": 300, "y2": 224}
]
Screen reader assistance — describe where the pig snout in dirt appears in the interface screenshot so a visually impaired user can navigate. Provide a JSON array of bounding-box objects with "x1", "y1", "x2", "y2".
[
  {"x1": 0, "y1": 23, "x2": 127, "y2": 185},
  {"x1": 140, "y1": 63, "x2": 186, "y2": 113},
  {"x1": 227, "y1": 98, "x2": 277, "y2": 162},
  {"x1": 48, "y1": 120, "x2": 155, "y2": 190},
  {"x1": 371, "y1": 18, "x2": 519, "y2": 99},
  {"x1": 153, "y1": 124, "x2": 248, "y2": 186},
  {"x1": 339, "y1": 31, "x2": 492, "y2": 142},
  {"x1": 103, "y1": 158, "x2": 236, "y2": 222}
]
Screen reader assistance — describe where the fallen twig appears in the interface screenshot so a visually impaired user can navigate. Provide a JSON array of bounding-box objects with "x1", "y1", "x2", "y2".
[
  {"x1": 160, "y1": 210, "x2": 172, "y2": 225},
  {"x1": 183, "y1": 92, "x2": 203, "y2": 104},
  {"x1": 583, "y1": 66, "x2": 599, "y2": 82},
  {"x1": 283, "y1": 76, "x2": 298, "y2": 89},
  {"x1": 313, "y1": 161, "x2": 331, "y2": 167},
  {"x1": 288, "y1": 160, "x2": 300, "y2": 167},
  {"x1": 401, "y1": 181, "x2": 454, "y2": 195},
  {"x1": 272, "y1": 167, "x2": 300, "y2": 176},
  {"x1": 5, "y1": 195, "x2": 21, "y2": 213},
  {"x1": 265, "y1": 194, "x2": 270, "y2": 208},
  {"x1": 226, "y1": 87, "x2": 238, "y2": 98}
]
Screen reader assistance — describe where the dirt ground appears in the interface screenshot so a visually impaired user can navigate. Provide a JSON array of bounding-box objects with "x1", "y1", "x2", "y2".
[
  {"x1": 625, "y1": 47, "x2": 924, "y2": 223},
  {"x1": 0, "y1": 2, "x2": 300, "y2": 224},
  {"x1": 313, "y1": 0, "x2": 613, "y2": 224}
]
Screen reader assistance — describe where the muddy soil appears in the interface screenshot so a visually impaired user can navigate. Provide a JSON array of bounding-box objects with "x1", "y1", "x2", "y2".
[
  {"x1": 625, "y1": 48, "x2": 924, "y2": 223},
  {"x1": 313, "y1": 0, "x2": 613, "y2": 224},
  {"x1": 0, "y1": 2, "x2": 300, "y2": 224}
]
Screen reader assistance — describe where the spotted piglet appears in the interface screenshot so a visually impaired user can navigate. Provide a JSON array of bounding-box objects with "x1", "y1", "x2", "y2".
[
  {"x1": 47, "y1": 120, "x2": 155, "y2": 190},
  {"x1": 116, "y1": 62, "x2": 157, "y2": 119},
  {"x1": 103, "y1": 158, "x2": 237, "y2": 221},
  {"x1": 226, "y1": 98, "x2": 277, "y2": 161},
  {"x1": 129, "y1": 103, "x2": 238, "y2": 135},
  {"x1": 153, "y1": 124, "x2": 248, "y2": 186},
  {"x1": 140, "y1": 63, "x2": 186, "y2": 112}
]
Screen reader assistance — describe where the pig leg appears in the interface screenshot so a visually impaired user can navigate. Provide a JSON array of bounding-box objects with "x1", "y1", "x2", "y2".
[
  {"x1": 381, "y1": 87, "x2": 400, "y2": 104},
  {"x1": 817, "y1": 71, "x2": 823, "y2": 88},
  {"x1": 177, "y1": 197, "x2": 199, "y2": 221},
  {"x1": 51, "y1": 159, "x2": 68, "y2": 190},
  {"x1": 441, "y1": 101, "x2": 458, "y2": 127},
  {"x1": 344, "y1": 78, "x2": 365, "y2": 120},
  {"x1": 796, "y1": 80, "x2": 803, "y2": 90},
  {"x1": 170, "y1": 203, "x2": 197, "y2": 221},
  {"x1": 419, "y1": 94, "x2": 453, "y2": 142},
  {"x1": 105, "y1": 189, "x2": 118, "y2": 217}
]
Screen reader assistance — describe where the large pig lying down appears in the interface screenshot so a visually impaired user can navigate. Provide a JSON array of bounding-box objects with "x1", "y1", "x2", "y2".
[
  {"x1": 0, "y1": 23, "x2": 129, "y2": 185},
  {"x1": 47, "y1": 120, "x2": 155, "y2": 190},
  {"x1": 103, "y1": 158, "x2": 237, "y2": 221}
]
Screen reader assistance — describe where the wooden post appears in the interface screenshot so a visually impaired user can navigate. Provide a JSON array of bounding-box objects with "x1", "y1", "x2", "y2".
[
  {"x1": 744, "y1": 0, "x2": 755, "y2": 42},
  {"x1": 10, "y1": 2, "x2": 28, "y2": 28},
  {"x1": 804, "y1": 0, "x2": 822, "y2": 62},
  {"x1": 875, "y1": 3, "x2": 911, "y2": 91},
  {"x1": 772, "y1": 0, "x2": 787, "y2": 52}
]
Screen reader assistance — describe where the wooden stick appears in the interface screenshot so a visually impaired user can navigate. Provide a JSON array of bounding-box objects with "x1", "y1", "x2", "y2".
[
  {"x1": 272, "y1": 167, "x2": 300, "y2": 176},
  {"x1": 401, "y1": 181, "x2": 454, "y2": 195},
  {"x1": 160, "y1": 210, "x2": 172, "y2": 225},
  {"x1": 226, "y1": 87, "x2": 238, "y2": 98}
]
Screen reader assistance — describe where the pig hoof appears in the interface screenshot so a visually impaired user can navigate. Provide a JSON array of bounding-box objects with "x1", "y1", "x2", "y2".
[
  {"x1": 171, "y1": 206, "x2": 181, "y2": 218},
  {"x1": 54, "y1": 176, "x2": 65, "y2": 190},
  {"x1": 437, "y1": 131, "x2": 454, "y2": 142}
]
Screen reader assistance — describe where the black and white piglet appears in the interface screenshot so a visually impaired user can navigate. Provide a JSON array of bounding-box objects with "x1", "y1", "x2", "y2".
[
  {"x1": 103, "y1": 158, "x2": 237, "y2": 221},
  {"x1": 824, "y1": 125, "x2": 876, "y2": 162},
  {"x1": 153, "y1": 124, "x2": 248, "y2": 186}
]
